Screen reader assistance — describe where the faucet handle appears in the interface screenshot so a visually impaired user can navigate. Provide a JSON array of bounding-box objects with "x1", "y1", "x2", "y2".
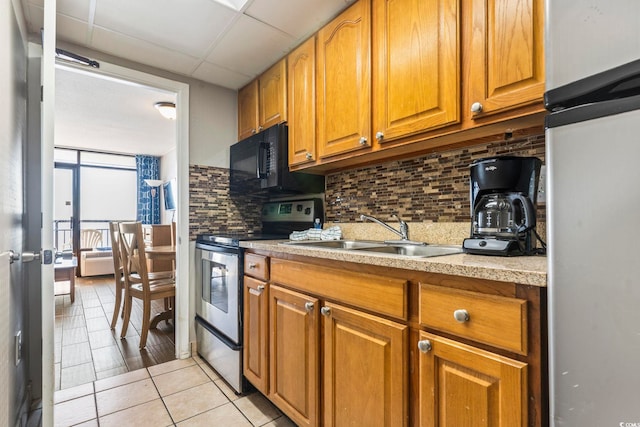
[{"x1": 392, "y1": 214, "x2": 409, "y2": 240}]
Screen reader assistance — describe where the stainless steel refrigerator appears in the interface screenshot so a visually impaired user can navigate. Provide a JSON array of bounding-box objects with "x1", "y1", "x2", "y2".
[{"x1": 545, "y1": 1, "x2": 640, "y2": 425}]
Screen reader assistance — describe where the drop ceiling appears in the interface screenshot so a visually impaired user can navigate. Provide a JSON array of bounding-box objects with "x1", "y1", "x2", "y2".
[{"x1": 19, "y1": 0, "x2": 356, "y2": 90}]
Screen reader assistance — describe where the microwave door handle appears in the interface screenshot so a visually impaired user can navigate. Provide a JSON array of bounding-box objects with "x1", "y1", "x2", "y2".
[{"x1": 257, "y1": 142, "x2": 268, "y2": 179}]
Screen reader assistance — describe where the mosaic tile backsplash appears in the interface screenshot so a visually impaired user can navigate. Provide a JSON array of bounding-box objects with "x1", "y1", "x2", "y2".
[
  {"x1": 324, "y1": 133, "x2": 546, "y2": 224},
  {"x1": 189, "y1": 132, "x2": 546, "y2": 240},
  {"x1": 189, "y1": 165, "x2": 267, "y2": 239}
]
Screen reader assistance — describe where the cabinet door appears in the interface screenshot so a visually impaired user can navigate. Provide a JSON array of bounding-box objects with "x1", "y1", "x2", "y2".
[
  {"x1": 238, "y1": 79, "x2": 259, "y2": 140},
  {"x1": 259, "y1": 59, "x2": 287, "y2": 129},
  {"x1": 316, "y1": 0, "x2": 371, "y2": 159},
  {"x1": 243, "y1": 276, "x2": 269, "y2": 394},
  {"x1": 372, "y1": 0, "x2": 459, "y2": 143},
  {"x1": 417, "y1": 331, "x2": 527, "y2": 427},
  {"x1": 288, "y1": 37, "x2": 317, "y2": 166},
  {"x1": 322, "y1": 302, "x2": 408, "y2": 427},
  {"x1": 269, "y1": 285, "x2": 319, "y2": 427},
  {"x1": 465, "y1": 0, "x2": 544, "y2": 118}
]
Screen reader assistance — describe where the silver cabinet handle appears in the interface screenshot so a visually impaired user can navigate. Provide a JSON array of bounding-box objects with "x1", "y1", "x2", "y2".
[
  {"x1": 258, "y1": 126, "x2": 264, "y2": 132},
  {"x1": 453, "y1": 309, "x2": 470, "y2": 323},
  {"x1": 257, "y1": 284, "x2": 265, "y2": 291},
  {"x1": 305, "y1": 152, "x2": 313, "y2": 160},
  {"x1": 305, "y1": 302, "x2": 314, "y2": 312},
  {"x1": 470, "y1": 102, "x2": 483, "y2": 113},
  {"x1": 359, "y1": 136, "x2": 368, "y2": 145},
  {"x1": 375, "y1": 131, "x2": 384, "y2": 141},
  {"x1": 417, "y1": 339, "x2": 432, "y2": 353},
  {"x1": 251, "y1": 128, "x2": 257, "y2": 134},
  {"x1": 320, "y1": 306, "x2": 331, "y2": 316},
  {"x1": 248, "y1": 263, "x2": 257, "y2": 269}
]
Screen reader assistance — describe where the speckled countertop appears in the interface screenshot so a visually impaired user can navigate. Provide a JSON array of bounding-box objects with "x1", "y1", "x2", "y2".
[{"x1": 240, "y1": 239, "x2": 547, "y2": 287}]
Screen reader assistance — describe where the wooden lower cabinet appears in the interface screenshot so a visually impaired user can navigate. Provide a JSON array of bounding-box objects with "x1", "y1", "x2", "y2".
[
  {"x1": 243, "y1": 276, "x2": 269, "y2": 394},
  {"x1": 323, "y1": 302, "x2": 408, "y2": 427},
  {"x1": 417, "y1": 331, "x2": 528, "y2": 427},
  {"x1": 269, "y1": 285, "x2": 320, "y2": 427}
]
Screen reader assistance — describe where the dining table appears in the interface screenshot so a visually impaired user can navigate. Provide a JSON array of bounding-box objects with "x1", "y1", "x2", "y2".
[{"x1": 144, "y1": 245, "x2": 176, "y2": 328}]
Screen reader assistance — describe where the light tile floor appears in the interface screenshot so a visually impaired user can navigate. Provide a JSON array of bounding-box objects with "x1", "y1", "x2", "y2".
[{"x1": 54, "y1": 357, "x2": 297, "y2": 427}]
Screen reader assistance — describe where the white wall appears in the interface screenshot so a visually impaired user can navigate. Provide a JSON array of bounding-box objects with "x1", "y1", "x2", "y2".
[{"x1": 55, "y1": 41, "x2": 237, "y2": 169}]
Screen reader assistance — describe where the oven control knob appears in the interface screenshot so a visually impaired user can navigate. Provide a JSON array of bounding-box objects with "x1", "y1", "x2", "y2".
[
  {"x1": 305, "y1": 302, "x2": 314, "y2": 312},
  {"x1": 321, "y1": 306, "x2": 331, "y2": 316}
]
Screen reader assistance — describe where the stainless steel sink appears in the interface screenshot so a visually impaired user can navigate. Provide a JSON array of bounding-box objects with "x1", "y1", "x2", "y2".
[
  {"x1": 281, "y1": 240, "x2": 463, "y2": 258},
  {"x1": 354, "y1": 244, "x2": 463, "y2": 257},
  {"x1": 281, "y1": 240, "x2": 384, "y2": 249}
]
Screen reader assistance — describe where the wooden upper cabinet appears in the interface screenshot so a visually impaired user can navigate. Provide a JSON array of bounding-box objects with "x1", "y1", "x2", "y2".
[
  {"x1": 288, "y1": 38, "x2": 317, "y2": 166},
  {"x1": 259, "y1": 59, "x2": 287, "y2": 130},
  {"x1": 238, "y1": 79, "x2": 259, "y2": 140},
  {"x1": 418, "y1": 331, "x2": 528, "y2": 427},
  {"x1": 316, "y1": 0, "x2": 371, "y2": 159},
  {"x1": 237, "y1": 60, "x2": 287, "y2": 140},
  {"x1": 372, "y1": 0, "x2": 460, "y2": 143},
  {"x1": 465, "y1": 0, "x2": 544, "y2": 118}
]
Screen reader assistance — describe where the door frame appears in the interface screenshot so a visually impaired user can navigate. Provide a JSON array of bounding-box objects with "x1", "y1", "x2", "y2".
[{"x1": 53, "y1": 60, "x2": 191, "y2": 361}]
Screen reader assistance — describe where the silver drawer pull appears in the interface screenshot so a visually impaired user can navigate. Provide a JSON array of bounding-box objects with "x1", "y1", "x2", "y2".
[
  {"x1": 453, "y1": 309, "x2": 470, "y2": 323},
  {"x1": 257, "y1": 285, "x2": 265, "y2": 291},
  {"x1": 248, "y1": 263, "x2": 257, "y2": 269},
  {"x1": 305, "y1": 302, "x2": 314, "y2": 312},
  {"x1": 320, "y1": 306, "x2": 331, "y2": 316},
  {"x1": 417, "y1": 339, "x2": 432, "y2": 353}
]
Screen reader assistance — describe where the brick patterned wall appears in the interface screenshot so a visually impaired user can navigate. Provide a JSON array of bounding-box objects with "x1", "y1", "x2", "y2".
[
  {"x1": 189, "y1": 165, "x2": 267, "y2": 239},
  {"x1": 325, "y1": 133, "x2": 546, "y2": 223}
]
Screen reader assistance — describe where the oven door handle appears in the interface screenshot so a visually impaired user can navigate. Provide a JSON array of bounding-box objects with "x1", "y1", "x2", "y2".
[{"x1": 195, "y1": 315, "x2": 242, "y2": 351}]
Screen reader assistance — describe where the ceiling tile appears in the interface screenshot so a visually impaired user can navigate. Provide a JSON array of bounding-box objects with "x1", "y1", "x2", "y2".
[
  {"x1": 57, "y1": 0, "x2": 91, "y2": 22},
  {"x1": 206, "y1": 14, "x2": 294, "y2": 77},
  {"x1": 91, "y1": 27, "x2": 202, "y2": 76},
  {"x1": 57, "y1": 15, "x2": 90, "y2": 45},
  {"x1": 192, "y1": 61, "x2": 252, "y2": 89},
  {"x1": 93, "y1": 0, "x2": 238, "y2": 58},
  {"x1": 246, "y1": 0, "x2": 354, "y2": 40}
]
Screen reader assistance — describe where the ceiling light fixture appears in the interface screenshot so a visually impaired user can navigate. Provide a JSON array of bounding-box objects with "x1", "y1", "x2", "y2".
[{"x1": 154, "y1": 102, "x2": 176, "y2": 120}]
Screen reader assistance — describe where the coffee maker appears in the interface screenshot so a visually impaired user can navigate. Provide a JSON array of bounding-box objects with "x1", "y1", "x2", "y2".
[{"x1": 463, "y1": 156, "x2": 542, "y2": 256}]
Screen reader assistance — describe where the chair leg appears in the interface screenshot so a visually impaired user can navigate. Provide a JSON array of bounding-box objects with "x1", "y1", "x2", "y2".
[
  {"x1": 120, "y1": 295, "x2": 132, "y2": 338},
  {"x1": 139, "y1": 298, "x2": 152, "y2": 350},
  {"x1": 110, "y1": 282, "x2": 122, "y2": 330}
]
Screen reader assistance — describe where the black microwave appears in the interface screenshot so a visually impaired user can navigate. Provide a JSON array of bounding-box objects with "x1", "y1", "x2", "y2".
[{"x1": 229, "y1": 123, "x2": 325, "y2": 194}]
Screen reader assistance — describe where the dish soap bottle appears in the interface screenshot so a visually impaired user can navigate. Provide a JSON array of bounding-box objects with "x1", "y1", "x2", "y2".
[{"x1": 314, "y1": 218, "x2": 322, "y2": 229}]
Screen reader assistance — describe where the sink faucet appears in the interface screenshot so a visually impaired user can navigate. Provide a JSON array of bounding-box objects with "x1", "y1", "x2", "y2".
[{"x1": 359, "y1": 214, "x2": 410, "y2": 241}]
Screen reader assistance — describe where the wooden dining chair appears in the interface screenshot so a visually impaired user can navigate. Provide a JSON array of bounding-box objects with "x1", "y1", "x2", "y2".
[
  {"x1": 118, "y1": 221, "x2": 176, "y2": 349},
  {"x1": 108, "y1": 222, "x2": 125, "y2": 330}
]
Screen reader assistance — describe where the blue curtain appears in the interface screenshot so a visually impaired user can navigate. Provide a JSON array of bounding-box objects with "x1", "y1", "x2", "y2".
[{"x1": 136, "y1": 155, "x2": 160, "y2": 224}]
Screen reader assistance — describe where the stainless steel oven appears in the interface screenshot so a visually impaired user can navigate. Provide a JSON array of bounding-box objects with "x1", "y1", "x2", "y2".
[
  {"x1": 195, "y1": 243, "x2": 244, "y2": 393},
  {"x1": 195, "y1": 198, "x2": 323, "y2": 394}
]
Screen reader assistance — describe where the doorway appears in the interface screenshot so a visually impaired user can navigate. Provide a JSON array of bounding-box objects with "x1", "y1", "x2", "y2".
[{"x1": 50, "y1": 61, "x2": 190, "y2": 392}]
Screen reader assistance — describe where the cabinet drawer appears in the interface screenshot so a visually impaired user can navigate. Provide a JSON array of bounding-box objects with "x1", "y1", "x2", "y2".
[
  {"x1": 271, "y1": 259, "x2": 407, "y2": 320},
  {"x1": 245, "y1": 253, "x2": 269, "y2": 281},
  {"x1": 419, "y1": 284, "x2": 527, "y2": 354}
]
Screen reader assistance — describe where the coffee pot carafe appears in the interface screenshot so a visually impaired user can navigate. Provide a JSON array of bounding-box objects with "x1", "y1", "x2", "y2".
[
  {"x1": 473, "y1": 193, "x2": 536, "y2": 237},
  {"x1": 463, "y1": 156, "x2": 542, "y2": 256}
]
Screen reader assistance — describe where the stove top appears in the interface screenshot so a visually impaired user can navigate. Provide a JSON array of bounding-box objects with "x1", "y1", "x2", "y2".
[
  {"x1": 196, "y1": 232, "x2": 289, "y2": 247},
  {"x1": 196, "y1": 198, "x2": 323, "y2": 248}
]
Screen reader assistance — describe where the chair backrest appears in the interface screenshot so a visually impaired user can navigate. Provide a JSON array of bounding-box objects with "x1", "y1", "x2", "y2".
[
  {"x1": 118, "y1": 222, "x2": 151, "y2": 293},
  {"x1": 80, "y1": 229, "x2": 103, "y2": 249},
  {"x1": 108, "y1": 222, "x2": 123, "y2": 276}
]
